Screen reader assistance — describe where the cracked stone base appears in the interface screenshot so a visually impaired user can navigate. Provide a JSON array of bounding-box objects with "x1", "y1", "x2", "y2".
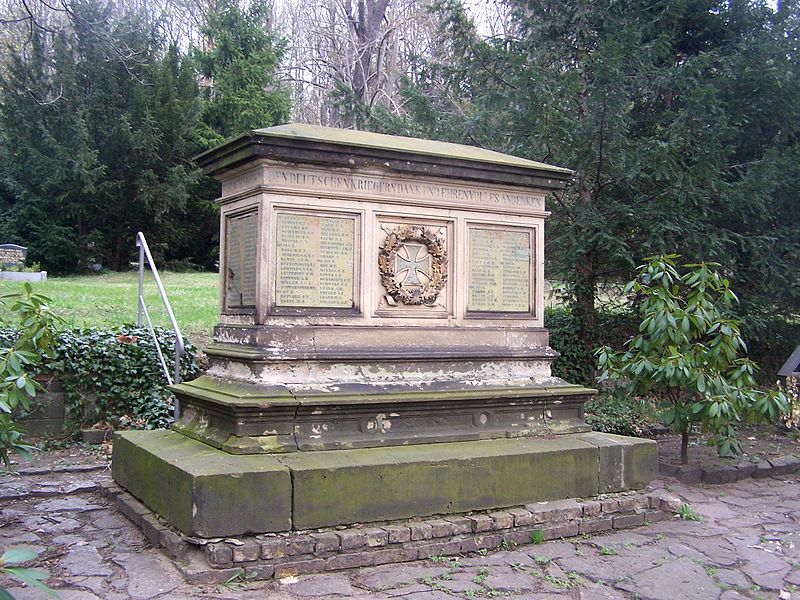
[
  {"x1": 112, "y1": 430, "x2": 657, "y2": 537},
  {"x1": 101, "y1": 478, "x2": 680, "y2": 584}
]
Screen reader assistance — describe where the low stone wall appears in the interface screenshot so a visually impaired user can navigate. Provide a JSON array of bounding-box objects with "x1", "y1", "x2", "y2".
[
  {"x1": 100, "y1": 480, "x2": 683, "y2": 584},
  {"x1": 19, "y1": 377, "x2": 66, "y2": 435},
  {"x1": 0, "y1": 270, "x2": 47, "y2": 282},
  {"x1": 659, "y1": 454, "x2": 800, "y2": 484}
]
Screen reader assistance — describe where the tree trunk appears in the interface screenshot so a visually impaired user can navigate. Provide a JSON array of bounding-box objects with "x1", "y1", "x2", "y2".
[{"x1": 681, "y1": 427, "x2": 690, "y2": 465}]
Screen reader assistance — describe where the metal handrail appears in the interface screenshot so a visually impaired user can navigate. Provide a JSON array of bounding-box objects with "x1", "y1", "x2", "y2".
[{"x1": 136, "y1": 233, "x2": 186, "y2": 407}]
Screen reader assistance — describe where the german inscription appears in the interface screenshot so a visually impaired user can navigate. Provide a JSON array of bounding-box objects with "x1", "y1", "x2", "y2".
[
  {"x1": 225, "y1": 212, "x2": 258, "y2": 309},
  {"x1": 468, "y1": 228, "x2": 531, "y2": 313},
  {"x1": 258, "y1": 167, "x2": 545, "y2": 212},
  {"x1": 276, "y1": 213, "x2": 355, "y2": 308}
]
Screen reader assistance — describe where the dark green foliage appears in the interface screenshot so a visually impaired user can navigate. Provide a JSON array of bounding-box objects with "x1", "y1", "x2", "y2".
[
  {"x1": 0, "y1": 0, "x2": 290, "y2": 275},
  {"x1": 0, "y1": 5, "x2": 216, "y2": 273},
  {"x1": 194, "y1": 0, "x2": 291, "y2": 144},
  {"x1": 364, "y1": 0, "x2": 800, "y2": 346},
  {"x1": 596, "y1": 256, "x2": 788, "y2": 463},
  {"x1": 546, "y1": 307, "x2": 637, "y2": 387},
  {"x1": 0, "y1": 284, "x2": 63, "y2": 467},
  {"x1": 50, "y1": 327, "x2": 199, "y2": 430},
  {"x1": 585, "y1": 392, "x2": 660, "y2": 437}
]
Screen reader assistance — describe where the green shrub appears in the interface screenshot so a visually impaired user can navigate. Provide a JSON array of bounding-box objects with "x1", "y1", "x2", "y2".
[
  {"x1": 584, "y1": 392, "x2": 660, "y2": 437},
  {"x1": 596, "y1": 255, "x2": 787, "y2": 463},
  {"x1": 49, "y1": 326, "x2": 199, "y2": 430},
  {"x1": 546, "y1": 307, "x2": 638, "y2": 386},
  {"x1": 0, "y1": 284, "x2": 63, "y2": 466}
]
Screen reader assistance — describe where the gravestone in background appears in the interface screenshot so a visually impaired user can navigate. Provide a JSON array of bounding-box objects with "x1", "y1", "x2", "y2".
[
  {"x1": 0, "y1": 243, "x2": 26, "y2": 268},
  {"x1": 113, "y1": 124, "x2": 657, "y2": 538}
]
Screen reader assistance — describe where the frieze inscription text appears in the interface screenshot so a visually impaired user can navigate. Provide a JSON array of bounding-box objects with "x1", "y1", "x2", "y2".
[{"x1": 257, "y1": 168, "x2": 544, "y2": 211}]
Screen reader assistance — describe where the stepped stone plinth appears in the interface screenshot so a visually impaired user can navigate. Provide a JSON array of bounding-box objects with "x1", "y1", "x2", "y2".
[{"x1": 113, "y1": 124, "x2": 657, "y2": 537}]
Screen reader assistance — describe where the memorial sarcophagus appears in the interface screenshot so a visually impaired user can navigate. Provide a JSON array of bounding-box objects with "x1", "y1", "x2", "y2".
[{"x1": 113, "y1": 124, "x2": 657, "y2": 537}]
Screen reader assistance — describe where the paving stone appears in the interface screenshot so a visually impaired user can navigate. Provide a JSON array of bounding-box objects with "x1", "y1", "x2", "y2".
[
  {"x1": 36, "y1": 497, "x2": 104, "y2": 513},
  {"x1": 616, "y1": 556, "x2": 720, "y2": 600},
  {"x1": 287, "y1": 573, "x2": 365, "y2": 596},
  {"x1": 576, "y1": 581, "x2": 628, "y2": 599},
  {"x1": 4, "y1": 589, "x2": 101, "y2": 600},
  {"x1": 484, "y1": 568, "x2": 540, "y2": 592},
  {"x1": 62, "y1": 544, "x2": 112, "y2": 577},
  {"x1": 557, "y1": 544, "x2": 665, "y2": 584},
  {"x1": 589, "y1": 531, "x2": 651, "y2": 549},
  {"x1": 352, "y1": 564, "x2": 451, "y2": 591},
  {"x1": 35, "y1": 516, "x2": 82, "y2": 533},
  {"x1": 672, "y1": 536, "x2": 740, "y2": 567},
  {"x1": 715, "y1": 568, "x2": 750, "y2": 589},
  {"x1": 459, "y1": 549, "x2": 536, "y2": 567},
  {"x1": 64, "y1": 576, "x2": 109, "y2": 596},
  {"x1": 112, "y1": 552, "x2": 182, "y2": 599},
  {"x1": 738, "y1": 545, "x2": 792, "y2": 591}
]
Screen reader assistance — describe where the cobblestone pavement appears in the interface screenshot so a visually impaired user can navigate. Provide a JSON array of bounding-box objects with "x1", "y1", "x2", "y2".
[{"x1": 2, "y1": 461, "x2": 799, "y2": 600}]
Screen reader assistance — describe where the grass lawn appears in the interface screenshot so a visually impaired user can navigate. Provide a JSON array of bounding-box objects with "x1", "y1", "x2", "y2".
[{"x1": 0, "y1": 271, "x2": 219, "y2": 348}]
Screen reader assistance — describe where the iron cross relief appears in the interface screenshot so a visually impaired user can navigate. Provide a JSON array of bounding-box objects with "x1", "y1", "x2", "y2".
[{"x1": 395, "y1": 243, "x2": 432, "y2": 285}]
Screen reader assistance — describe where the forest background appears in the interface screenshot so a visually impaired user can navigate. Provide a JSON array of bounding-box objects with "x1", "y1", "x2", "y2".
[{"x1": 0, "y1": 0, "x2": 798, "y2": 383}]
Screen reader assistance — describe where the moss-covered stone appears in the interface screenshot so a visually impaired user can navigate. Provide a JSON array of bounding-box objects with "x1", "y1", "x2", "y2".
[
  {"x1": 113, "y1": 430, "x2": 657, "y2": 536},
  {"x1": 576, "y1": 432, "x2": 658, "y2": 492},
  {"x1": 112, "y1": 431, "x2": 291, "y2": 536},
  {"x1": 280, "y1": 437, "x2": 599, "y2": 529}
]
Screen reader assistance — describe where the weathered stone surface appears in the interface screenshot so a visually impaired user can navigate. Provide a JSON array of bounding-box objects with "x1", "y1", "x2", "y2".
[
  {"x1": 753, "y1": 461, "x2": 774, "y2": 478},
  {"x1": 112, "y1": 430, "x2": 291, "y2": 536},
  {"x1": 702, "y1": 466, "x2": 739, "y2": 484},
  {"x1": 281, "y1": 437, "x2": 601, "y2": 530},
  {"x1": 112, "y1": 552, "x2": 182, "y2": 599},
  {"x1": 311, "y1": 532, "x2": 341, "y2": 554},
  {"x1": 286, "y1": 573, "x2": 365, "y2": 596},
  {"x1": 612, "y1": 513, "x2": 645, "y2": 529},
  {"x1": 62, "y1": 545, "x2": 112, "y2": 577},
  {"x1": 232, "y1": 540, "x2": 260, "y2": 562},
  {"x1": 617, "y1": 556, "x2": 720, "y2": 600},
  {"x1": 769, "y1": 455, "x2": 800, "y2": 475},
  {"x1": 577, "y1": 431, "x2": 658, "y2": 492}
]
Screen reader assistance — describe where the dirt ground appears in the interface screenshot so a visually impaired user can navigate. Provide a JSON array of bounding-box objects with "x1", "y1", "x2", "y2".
[{"x1": 655, "y1": 424, "x2": 800, "y2": 467}]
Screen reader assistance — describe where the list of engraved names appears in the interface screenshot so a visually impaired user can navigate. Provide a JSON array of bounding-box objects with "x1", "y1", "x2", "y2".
[
  {"x1": 226, "y1": 212, "x2": 257, "y2": 308},
  {"x1": 276, "y1": 213, "x2": 355, "y2": 307},
  {"x1": 468, "y1": 228, "x2": 531, "y2": 313}
]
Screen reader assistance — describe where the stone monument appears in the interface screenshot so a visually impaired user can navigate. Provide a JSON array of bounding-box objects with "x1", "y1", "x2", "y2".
[
  {"x1": 0, "y1": 243, "x2": 27, "y2": 268},
  {"x1": 113, "y1": 124, "x2": 656, "y2": 539}
]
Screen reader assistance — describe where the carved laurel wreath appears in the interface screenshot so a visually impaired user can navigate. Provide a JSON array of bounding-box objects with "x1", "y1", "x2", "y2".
[{"x1": 378, "y1": 225, "x2": 447, "y2": 306}]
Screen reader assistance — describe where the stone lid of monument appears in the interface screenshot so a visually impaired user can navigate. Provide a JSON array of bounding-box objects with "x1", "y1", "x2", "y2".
[
  {"x1": 778, "y1": 344, "x2": 800, "y2": 377},
  {"x1": 195, "y1": 123, "x2": 574, "y2": 189}
]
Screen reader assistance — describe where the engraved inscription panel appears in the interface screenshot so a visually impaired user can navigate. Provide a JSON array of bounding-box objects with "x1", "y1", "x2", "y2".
[
  {"x1": 468, "y1": 228, "x2": 531, "y2": 313},
  {"x1": 276, "y1": 213, "x2": 355, "y2": 308},
  {"x1": 225, "y1": 212, "x2": 258, "y2": 309}
]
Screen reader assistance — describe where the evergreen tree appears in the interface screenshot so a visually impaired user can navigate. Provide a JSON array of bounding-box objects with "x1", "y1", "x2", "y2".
[
  {"x1": 0, "y1": 1, "x2": 219, "y2": 272},
  {"x1": 194, "y1": 0, "x2": 291, "y2": 144},
  {"x1": 365, "y1": 0, "x2": 800, "y2": 348}
]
